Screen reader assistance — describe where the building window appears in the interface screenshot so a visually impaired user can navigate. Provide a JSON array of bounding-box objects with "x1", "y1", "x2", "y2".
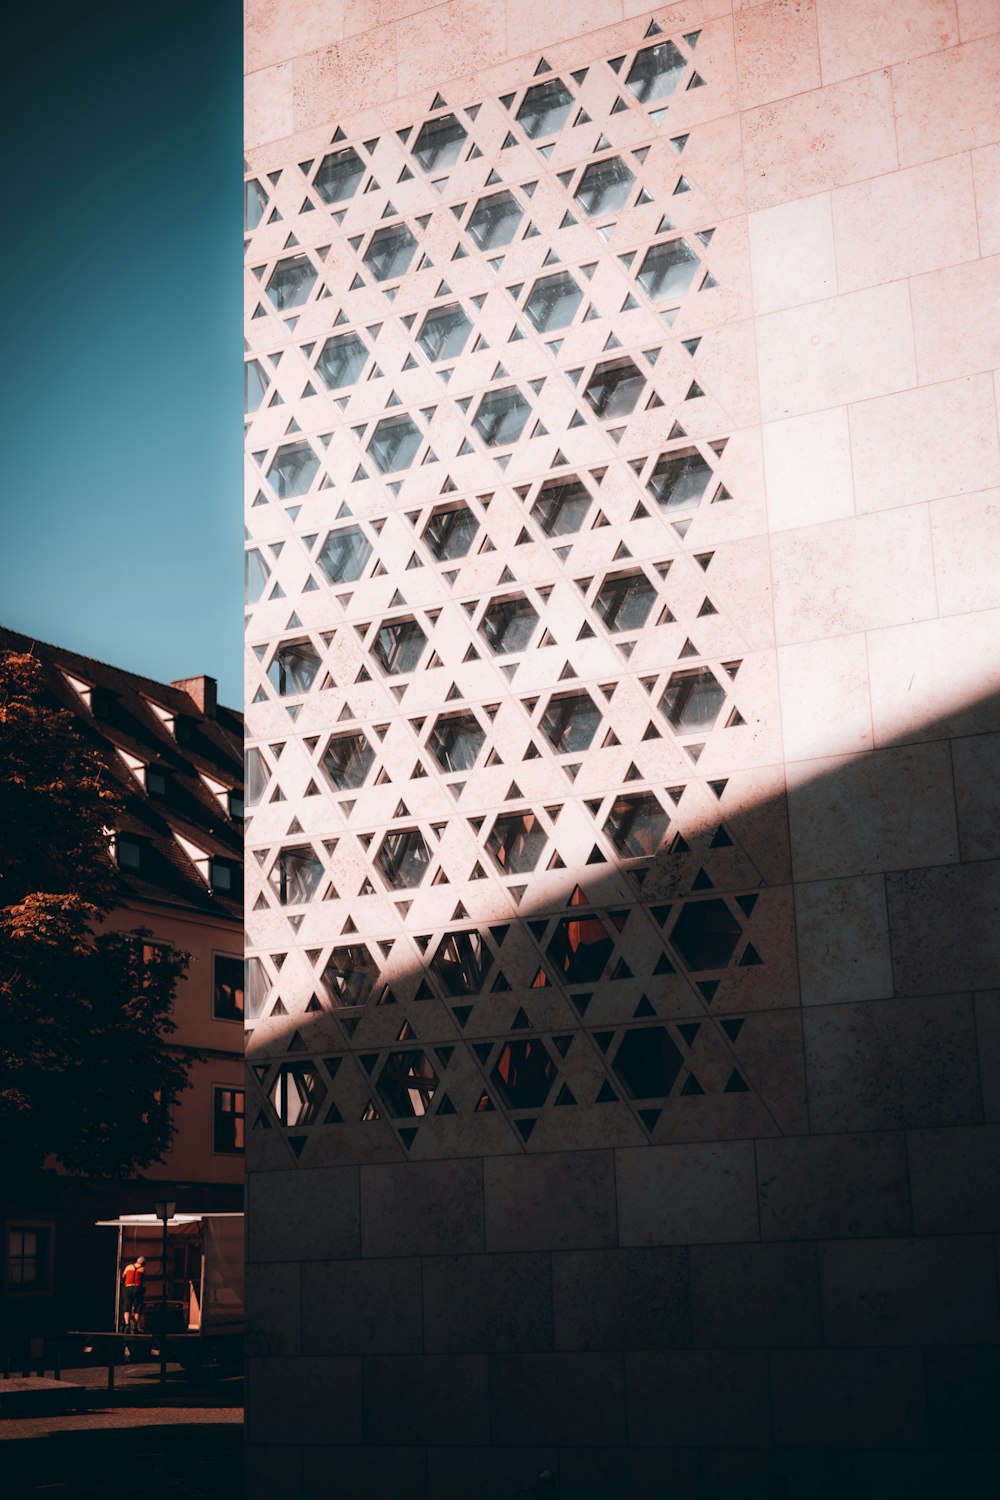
[
  {"x1": 145, "y1": 767, "x2": 168, "y2": 799},
  {"x1": 116, "y1": 833, "x2": 143, "y2": 871},
  {"x1": 213, "y1": 955, "x2": 244, "y2": 1023},
  {"x1": 5, "y1": 1225, "x2": 53, "y2": 1294},
  {"x1": 213, "y1": 1088, "x2": 245, "y2": 1154},
  {"x1": 228, "y1": 790, "x2": 244, "y2": 822},
  {"x1": 210, "y1": 858, "x2": 238, "y2": 895}
]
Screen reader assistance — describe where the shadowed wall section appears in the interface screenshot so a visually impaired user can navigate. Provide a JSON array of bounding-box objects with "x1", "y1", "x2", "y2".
[{"x1": 243, "y1": 3, "x2": 1000, "y2": 1495}]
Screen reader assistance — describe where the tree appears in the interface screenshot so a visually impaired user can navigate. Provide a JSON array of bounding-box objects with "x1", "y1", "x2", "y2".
[{"x1": 0, "y1": 650, "x2": 193, "y2": 1184}]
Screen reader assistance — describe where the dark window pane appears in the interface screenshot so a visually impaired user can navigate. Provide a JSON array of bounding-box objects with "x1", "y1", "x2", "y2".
[
  {"x1": 364, "y1": 223, "x2": 417, "y2": 282},
  {"x1": 268, "y1": 639, "x2": 320, "y2": 695},
  {"x1": 547, "y1": 915, "x2": 613, "y2": 982},
  {"x1": 575, "y1": 157, "x2": 634, "y2": 217},
  {"x1": 322, "y1": 732, "x2": 374, "y2": 790},
  {"x1": 368, "y1": 415, "x2": 421, "y2": 472},
  {"x1": 267, "y1": 441, "x2": 320, "y2": 498},
  {"x1": 531, "y1": 476, "x2": 592, "y2": 536},
  {"x1": 423, "y1": 505, "x2": 479, "y2": 560},
  {"x1": 540, "y1": 692, "x2": 602, "y2": 753},
  {"x1": 487, "y1": 812, "x2": 548, "y2": 873},
  {"x1": 636, "y1": 238, "x2": 700, "y2": 302},
  {"x1": 428, "y1": 712, "x2": 485, "y2": 772},
  {"x1": 314, "y1": 147, "x2": 364, "y2": 204},
  {"x1": 660, "y1": 668, "x2": 725, "y2": 732},
  {"x1": 376, "y1": 1050, "x2": 438, "y2": 1118},
  {"x1": 213, "y1": 955, "x2": 245, "y2": 1021},
  {"x1": 316, "y1": 331, "x2": 367, "y2": 389},
  {"x1": 480, "y1": 595, "x2": 539, "y2": 654},
  {"x1": 430, "y1": 929, "x2": 493, "y2": 996},
  {"x1": 473, "y1": 386, "x2": 531, "y2": 446},
  {"x1": 491, "y1": 1040, "x2": 557, "y2": 1108},
  {"x1": 516, "y1": 79, "x2": 574, "y2": 139},
  {"x1": 213, "y1": 1088, "x2": 246, "y2": 1152},
  {"x1": 468, "y1": 191, "x2": 523, "y2": 250},
  {"x1": 417, "y1": 303, "x2": 473, "y2": 361},
  {"x1": 604, "y1": 793, "x2": 669, "y2": 857},
  {"x1": 266, "y1": 255, "x2": 316, "y2": 310},
  {"x1": 412, "y1": 114, "x2": 467, "y2": 172},
  {"x1": 594, "y1": 571, "x2": 656, "y2": 632},
  {"x1": 269, "y1": 844, "x2": 323, "y2": 904},
  {"x1": 322, "y1": 945, "x2": 379, "y2": 1008},
  {"x1": 613, "y1": 1027, "x2": 684, "y2": 1099},
  {"x1": 371, "y1": 618, "x2": 427, "y2": 675},
  {"x1": 317, "y1": 525, "x2": 372, "y2": 583},
  {"x1": 646, "y1": 448, "x2": 712, "y2": 510},
  {"x1": 376, "y1": 828, "x2": 431, "y2": 889},
  {"x1": 269, "y1": 1065, "x2": 325, "y2": 1128},
  {"x1": 524, "y1": 271, "x2": 582, "y2": 332},
  {"x1": 625, "y1": 40, "x2": 686, "y2": 103},
  {"x1": 671, "y1": 899, "x2": 742, "y2": 970},
  {"x1": 583, "y1": 358, "x2": 645, "y2": 419}
]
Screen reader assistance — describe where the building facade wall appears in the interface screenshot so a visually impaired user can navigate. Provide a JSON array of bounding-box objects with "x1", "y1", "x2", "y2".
[{"x1": 243, "y1": 2, "x2": 1000, "y2": 1494}]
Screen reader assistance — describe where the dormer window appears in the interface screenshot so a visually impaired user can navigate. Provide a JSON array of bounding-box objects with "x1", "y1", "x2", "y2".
[
  {"x1": 145, "y1": 768, "x2": 168, "y2": 799},
  {"x1": 228, "y1": 790, "x2": 244, "y2": 822},
  {"x1": 116, "y1": 834, "x2": 143, "y2": 871},
  {"x1": 174, "y1": 716, "x2": 195, "y2": 747},
  {"x1": 210, "y1": 858, "x2": 237, "y2": 894},
  {"x1": 89, "y1": 686, "x2": 114, "y2": 720}
]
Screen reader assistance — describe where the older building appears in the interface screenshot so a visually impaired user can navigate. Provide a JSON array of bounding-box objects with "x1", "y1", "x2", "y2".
[
  {"x1": 244, "y1": 2, "x2": 1000, "y2": 1494},
  {"x1": 0, "y1": 626, "x2": 244, "y2": 1336}
]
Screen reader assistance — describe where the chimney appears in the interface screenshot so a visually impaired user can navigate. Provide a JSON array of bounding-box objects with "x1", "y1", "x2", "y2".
[{"x1": 171, "y1": 675, "x2": 218, "y2": 718}]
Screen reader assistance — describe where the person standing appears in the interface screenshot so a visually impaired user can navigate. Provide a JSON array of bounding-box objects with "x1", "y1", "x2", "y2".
[{"x1": 122, "y1": 1255, "x2": 146, "y2": 1334}]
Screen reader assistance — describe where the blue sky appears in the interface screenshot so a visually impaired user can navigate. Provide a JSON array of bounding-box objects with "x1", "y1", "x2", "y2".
[{"x1": 0, "y1": 2, "x2": 244, "y2": 707}]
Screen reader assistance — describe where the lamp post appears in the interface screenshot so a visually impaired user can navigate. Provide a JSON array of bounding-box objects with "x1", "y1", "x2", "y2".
[{"x1": 152, "y1": 1201, "x2": 175, "y2": 1387}]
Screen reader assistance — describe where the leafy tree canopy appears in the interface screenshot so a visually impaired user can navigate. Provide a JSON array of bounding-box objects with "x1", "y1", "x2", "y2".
[{"x1": 0, "y1": 650, "x2": 192, "y2": 1184}]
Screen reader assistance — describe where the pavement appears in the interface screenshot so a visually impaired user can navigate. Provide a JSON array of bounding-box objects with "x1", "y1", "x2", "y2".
[{"x1": 0, "y1": 1362, "x2": 243, "y2": 1500}]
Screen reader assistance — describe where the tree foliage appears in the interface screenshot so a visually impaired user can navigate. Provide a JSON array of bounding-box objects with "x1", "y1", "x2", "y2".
[{"x1": 0, "y1": 650, "x2": 193, "y2": 1183}]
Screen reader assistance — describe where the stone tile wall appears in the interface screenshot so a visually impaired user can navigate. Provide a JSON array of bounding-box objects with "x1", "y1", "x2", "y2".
[{"x1": 244, "y1": 2, "x2": 1000, "y2": 1494}]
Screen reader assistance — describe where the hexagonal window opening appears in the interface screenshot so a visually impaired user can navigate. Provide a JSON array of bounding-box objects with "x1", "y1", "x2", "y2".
[
  {"x1": 322, "y1": 944, "x2": 379, "y2": 1008},
  {"x1": 268, "y1": 844, "x2": 324, "y2": 906},
  {"x1": 244, "y1": 548, "x2": 270, "y2": 605},
  {"x1": 594, "y1": 570, "x2": 656, "y2": 633},
  {"x1": 430, "y1": 929, "x2": 493, "y2": 997},
  {"x1": 524, "y1": 271, "x2": 582, "y2": 333},
  {"x1": 670, "y1": 899, "x2": 742, "y2": 971},
  {"x1": 625, "y1": 40, "x2": 687, "y2": 103},
  {"x1": 412, "y1": 113, "x2": 467, "y2": 173},
  {"x1": 368, "y1": 414, "x2": 422, "y2": 473},
  {"x1": 317, "y1": 524, "x2": 372, "y2": 584},
  {"x1": 245, "y1": 178, "x2": 267, "y2": 232},
  {"x1": 269, "y1": 1063, "x2": 326, "y2": 1128},
  {"x1": 363, "y1": 223, "x2": 417, "y2": 283},
  {"x1": 265, "y1": 255, "x2": 316, "y2": 310},
  {"x1": 267, "y1": 441, "x2": 320, "y2": 498},
  {"x1": 423, "y1": 504, "x2": 479, "y2": 561},
  {"x1": 531, "y1": 476, "x2": 592, "y2": 537},
  {"x1": 604, "y1": 793, "x2": 669, "y2": 858},
  {"x1": 583, "y1": 358, "x2": 645, "y2": 420},
  {"x1": 479, "y1": 594, "x2": 539, "y2": 655},
  {"x1": 473, "y1": 386, "x2": 531, "y2": 447},
  {"x1": 267, "y1": 639, "x2": 321, "y2": 696},
  {"x1": 660, "y1": 668, "x2": 726, "y2": 733},
  {"x1": 540, "y1": 691, "x2": 602, "y2": 753},
  {"x1": 547, "y1": 915, "x2": 614, "y2": 983},
  {"x1": 612, "y1": 1027, "x2": 685, "y2": 1099},
  {"x1": 418, "y1": 303, "x2": 473, "y2": 362},
  {"x1": 428, "y1": 711, "x2": 485, "y2": 773},
  {"x1": 316, "y1": 331, "x2": 368, "y2": 389},
  {"x1": 486, "y1": 811, "x2": 548, "y2": 874},
  {"x1": 376, "y1": 1049, "x2": 439, "y2": 1119},
  {"x1": 636, "y1": 238, "x2": 700, "y2": 303},
  {"x1": 467, "y1": 191, "x2": 523, "y2": 251},
  {"x1": 314, "y1": 146, "x2": 365, "y2": 204},
  {"x1": 371, "y1": 617, "x2": 427, "y2": 675},
  {"x1": 321, "y1": 732, "x2": 374, "y2": 791},
  {"x1": 647, "y1": 448, "x2": 713, "y2": 510},
  {"x1": 491, "y1": 1040, "x2": 557, "y2": 1110},
  {"x1": 516, "y1": 78, "x2": 574, "y2": 139},
  {"x1": 375, "y1": 828, "x2": 431, "y2": 890},
  {"x1": 574, "y1": 157, "x2": 634, "y2": 217}
]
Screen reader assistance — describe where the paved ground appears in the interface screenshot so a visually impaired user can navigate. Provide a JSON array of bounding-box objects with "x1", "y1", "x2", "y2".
[{"x1": 0, "y1": 1363, "x2": 242, "y2": 1500}]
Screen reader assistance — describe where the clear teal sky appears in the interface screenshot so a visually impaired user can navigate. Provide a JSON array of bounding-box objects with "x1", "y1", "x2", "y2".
[{"x1": 1, "y1": 2, "x2": 244, "y2": 707}]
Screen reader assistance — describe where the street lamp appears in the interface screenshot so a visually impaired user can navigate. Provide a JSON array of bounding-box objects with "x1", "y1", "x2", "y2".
[{"x1": 152, "y1": 1201, "x2": 175, "y2": 1387}]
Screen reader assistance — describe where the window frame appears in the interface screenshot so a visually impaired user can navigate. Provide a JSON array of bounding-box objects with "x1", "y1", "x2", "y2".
[
  {"x1": 211, "y1": 1085, "x2": 246, "y2": 1156},
  {"x1": 4, "y1": 1221, "x2": 55, "y2": 1297},
  {"x1": 212, "y1": 952, "x2": 245, "y2": 1024}
]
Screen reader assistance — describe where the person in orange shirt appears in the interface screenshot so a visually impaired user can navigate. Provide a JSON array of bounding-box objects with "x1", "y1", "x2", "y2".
[{"x1": 122, "y1": 1255, "x2": 146, "y2": 1333}]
